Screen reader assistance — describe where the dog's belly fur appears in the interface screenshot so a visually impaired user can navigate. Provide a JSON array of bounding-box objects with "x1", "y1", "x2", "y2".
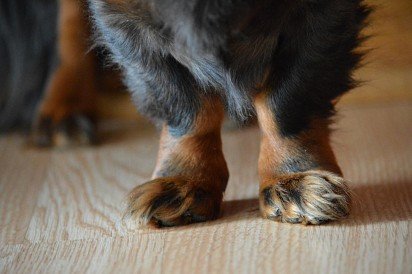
[
  {"x1": 91, "y1": 1, "x2": 290, "y2": 128},
  {"x1": 91, "y1": 0, "x2": 368, "y2": 134}
]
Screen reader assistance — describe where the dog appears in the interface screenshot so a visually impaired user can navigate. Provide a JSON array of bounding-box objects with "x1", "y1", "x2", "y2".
[{"x1": 0, "y1": 0, "x2": 370, "y2": 227}]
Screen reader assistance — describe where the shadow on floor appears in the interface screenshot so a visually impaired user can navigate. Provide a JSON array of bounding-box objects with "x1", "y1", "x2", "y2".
[
  {"x1": 340, "y1": 180, "x2": 412, "y2": 226},
  {"x1": 175, "y1": 180, "x2": 412, "y2": 230},
  {"x1": 219, "y1": 181, "x2": 412, "y2": 226},
  {"x1": 133, "y1": 181, "x2": 412, "y2": 234}
]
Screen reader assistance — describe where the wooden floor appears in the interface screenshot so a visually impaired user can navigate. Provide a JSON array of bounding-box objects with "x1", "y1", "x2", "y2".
[
  {"x1": 1, "y1": 0, "x2": 412, "y2": 273},
  {"x1": 1, "y1": 103, "x2": 411, "y2": 274}
]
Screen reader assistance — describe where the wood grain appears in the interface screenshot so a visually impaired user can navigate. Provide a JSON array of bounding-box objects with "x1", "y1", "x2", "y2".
[
  {"x1": 1, "y1": 103, "x2": 411, "y2": 274},
  {"x1": 0, "y1": 137, "x2": 50, "y2": 245}
]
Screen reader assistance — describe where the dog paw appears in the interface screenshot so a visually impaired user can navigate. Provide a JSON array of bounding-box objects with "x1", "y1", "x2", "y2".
[
  {"x1": 260, "y1": 171, "x2": 350, "y2": 225},
  {"x1": 125, "y1": 177, "x2": 223, "y2": 227},
  {"x1": 31, "y1": 114, "x2": 96, "y2": 148}
]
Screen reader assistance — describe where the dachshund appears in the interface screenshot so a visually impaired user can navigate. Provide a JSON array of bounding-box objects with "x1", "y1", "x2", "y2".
[{"x1": 0, "y1": 0, "x2": 370, "y2": 226}]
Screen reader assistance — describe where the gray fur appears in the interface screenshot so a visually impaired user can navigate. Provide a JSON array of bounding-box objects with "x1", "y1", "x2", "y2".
[{"x1": 88, "y1": 0, "x2": 288, "y2": 128}]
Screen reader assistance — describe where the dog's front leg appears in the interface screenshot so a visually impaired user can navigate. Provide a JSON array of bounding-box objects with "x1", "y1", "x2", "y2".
[
  {"x1": 254, "y1": 93, "x2": 350, "y2": 225},
  {"x1": 125, "y1": 97, "x2": 229, "y2": 227}
]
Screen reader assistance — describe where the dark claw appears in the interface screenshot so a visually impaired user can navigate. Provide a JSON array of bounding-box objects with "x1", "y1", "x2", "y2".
[
  {"x1": 31, "y1": 114, "x2": 96, "y2": 147},
  {"x1": 31, "y1": 116, "x2": 53, "y2": 147},
  {"x1": 285, "y1": 217, "x2": 302, "y2": 224}
]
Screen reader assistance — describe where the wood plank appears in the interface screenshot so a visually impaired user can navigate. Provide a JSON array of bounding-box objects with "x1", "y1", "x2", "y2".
[
  {"x1": 0, "y1": 104, "x2": 410, "y2": 273},
  {"x1": 24, "y1": 121, "x2": 158, "y2": 243},
  {"x1": 2, "y1": 220, "x2": 411, "y2": 274},
  {"x1": 0, "y1": 136, "x2": 50, "y2": 245}
]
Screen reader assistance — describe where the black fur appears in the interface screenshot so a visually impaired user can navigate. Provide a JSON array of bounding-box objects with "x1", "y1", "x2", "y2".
[
  {"x1": 88, "y1": 0, "x2": 370, "y2": 136},
  {"x1": 0, "y1": 0, "x2": 58, "y2": 132},
  {"x1": 266, "y1": 1, "x2": 371, "y2": 136}
]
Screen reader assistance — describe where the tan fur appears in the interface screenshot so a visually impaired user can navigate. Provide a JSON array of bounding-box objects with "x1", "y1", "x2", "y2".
[
  {"x1": 126, "y1": 97, "x2": 229, "y2": 227},
  {"x1": 254, "y1": 92, "x2": 350, "y2": 225},
  {"x1": 40, "y1": 0, "x2": 97, "y2": 120}
]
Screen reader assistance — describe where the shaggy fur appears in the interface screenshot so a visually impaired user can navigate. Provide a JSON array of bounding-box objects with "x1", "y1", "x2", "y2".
[{"x1": 89, "y1": 0, "x2": 369, "y2": 135}]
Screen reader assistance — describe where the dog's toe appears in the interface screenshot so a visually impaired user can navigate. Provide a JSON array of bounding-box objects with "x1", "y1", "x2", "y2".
[
  {"x1": 260, "y1": 171, "x2": 350, "y2": 225},
  {"x1": 31, "y1": 114, "x2": 96, "y2": 148},
  {"x1": 125, "y1": 177, "x2": 223, "y2": 227}
]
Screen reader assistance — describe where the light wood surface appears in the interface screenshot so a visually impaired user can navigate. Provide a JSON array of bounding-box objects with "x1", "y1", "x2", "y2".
[{"x1": 1, "y1": 103, "x2": 411, "y2": 274}]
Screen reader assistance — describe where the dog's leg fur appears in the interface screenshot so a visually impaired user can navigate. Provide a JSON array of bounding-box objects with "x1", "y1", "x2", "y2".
[
  {"x1": 32, "y1": 0, "x2": 98, "y2": 147},
  {"x1": 126, "y1": 97, "x2": 229, "y2": 227},
  {"x1": 89, "y1": 1, "x2": 232, "y2": 226},
  {"x1": 255, "y1": 93, "x2": 349, "y2": 224},
  {"x1": 250, "y1": 1, "x2": 370, "y2": 224}
]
